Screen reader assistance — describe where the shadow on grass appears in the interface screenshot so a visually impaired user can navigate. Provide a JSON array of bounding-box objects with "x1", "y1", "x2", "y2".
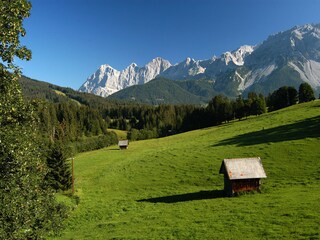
[
  {"x1": 106, "y1": 148, "x2": 121, "y2": 151},
  {"x1": 214, "y1": 116, "x2": 320, "y2": 147},
  {"x1": 137, "y1": 190, "x2": 225, "y2": 203}
]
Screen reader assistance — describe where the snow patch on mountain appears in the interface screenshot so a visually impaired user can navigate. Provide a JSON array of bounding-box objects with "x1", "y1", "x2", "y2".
[
  {"x1": 80, "y1": 64, "x2": 122, "y2": 97},
  {"x1": 160, "y1": 57, "x2": 206, "y2": 80},
  {"x1": 292, "y1": 24, "x2": 320, "y2": 40},
  {"x1": 222, "y1": 45, "x2": 254, "y2": 66},
  {"x1": 138, "y1": 57, "x2": 172, "y2": 84}
]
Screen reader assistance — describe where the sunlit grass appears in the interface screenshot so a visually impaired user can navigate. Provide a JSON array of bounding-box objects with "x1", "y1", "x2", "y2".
[
  {"x1": 55, "y1": 100, "x2": 320, "y2": 239},
  {"x1": 108, "y1": 128, "x2": 127, "y2": 140}
]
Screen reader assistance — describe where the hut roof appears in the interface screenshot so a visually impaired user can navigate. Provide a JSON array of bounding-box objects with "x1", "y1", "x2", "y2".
[
  {"x1": 118, "y1": 140, "x2": 129, "y2": 146},
  {"x1": 219, "y1": 157, "x2": 267, "y2": 180}
]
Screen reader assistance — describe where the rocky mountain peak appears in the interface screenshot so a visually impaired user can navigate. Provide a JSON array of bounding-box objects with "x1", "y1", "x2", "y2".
[
  {"x1": 79, "y1": 23, "x2": 320, "y2": 98},
  {"x1": 221, "y1": 45, "x2": 254, "y2": 66},
  {"x1": 79, "y1": 57, "x2": 172, "y2": 97},
  {"x1": 128, "y1": 63, "x2": 138, "y2": 68}
]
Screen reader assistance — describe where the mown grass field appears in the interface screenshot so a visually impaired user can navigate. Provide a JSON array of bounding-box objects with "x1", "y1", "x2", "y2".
[{"x1": 55, "y1": 101, "x2": 320, "y2": 239}]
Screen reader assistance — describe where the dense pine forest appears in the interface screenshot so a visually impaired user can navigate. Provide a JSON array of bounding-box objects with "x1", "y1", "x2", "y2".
[{"x1": 20, "y1": 75, "x2": 316, "y2": 144}]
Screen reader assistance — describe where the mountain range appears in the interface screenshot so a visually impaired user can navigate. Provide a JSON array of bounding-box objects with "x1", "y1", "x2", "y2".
[
  {"x1": 79, "y1": 57, "x2": 171, "y2": 97},
  {"x1": 79, "y1": 23, "x2": 320, "y2": 103}
]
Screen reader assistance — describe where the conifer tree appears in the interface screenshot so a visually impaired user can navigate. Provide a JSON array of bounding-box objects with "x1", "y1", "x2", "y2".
[
  {"x1": 257, "y1": 94, "x2": 267, "y2": 115},
  {"x1": 299, "y1": 83, "x2": 315, "y2": 103},
  {"x1": 46, "y1": 142, "x2": 72, "y2": 191},
  {"x1": 287, "y1": 86, "x2": 298, "y2": 106},
  {"x1": 235, "y1": 95, "x2": 245, "y2": 120}
]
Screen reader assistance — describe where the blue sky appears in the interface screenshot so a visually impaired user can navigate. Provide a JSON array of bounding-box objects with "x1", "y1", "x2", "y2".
[{"x1": 17, "y1": 0, "x2": 320, "y2": 89}]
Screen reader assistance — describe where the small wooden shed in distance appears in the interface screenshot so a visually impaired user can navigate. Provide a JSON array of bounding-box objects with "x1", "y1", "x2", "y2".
[
  {"x1": 118, "y1": 140, "x2": 129, "y2": 150},
  {"x1": 219, "y1": 157, "x2": 267, "y2": 196}
]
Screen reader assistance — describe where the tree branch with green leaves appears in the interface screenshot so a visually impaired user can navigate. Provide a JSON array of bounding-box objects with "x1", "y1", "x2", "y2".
[{"x1": 0, "y1": 0, "x2": 32, "y2": 76}]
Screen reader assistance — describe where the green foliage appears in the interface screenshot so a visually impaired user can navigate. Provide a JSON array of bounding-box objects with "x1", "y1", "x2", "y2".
[
  {"x1": 267, "y1": 86, "x2": 298, "y2": 111},
  {"x1": 207, "y1": 93, "x2": 266, "y2": 125},
  {"x1": 0, "y1": 127, "x2": 67, "y2": 239},
  {"x1": 19, "y1": 76, "x2": 70, "y2": 103},
  {"x1": 0, "y1": 0, "x2": 32, "y2": 74},
  {"x1": 46, "y1": 142, "x2": 72, "y2": 191},
  {"x1": 247, "y1": 92, "x2": 267, "y2": 115},
  {"x1": 208, "y1": 94, "x2": 233, "y2": 124},
  {"x1": 299, "y1": 82, "x2": 315, "y2": 103},
  {"x1": 127, "y1": 128, "x2": 158, "y2": 141},
  {"x1": 0, "y1": 71, "x2": 30, "y2": 126},
  {"x1": 34, "y1": 101, "x2": 111, "y2": 142},
  {"x1": 0, "y1": 75, "x2": 66, "y2": 239},
  {"x1": 0, "y1": 2, "x2": 67, "y2": 238},
  {"x1": 234, "y1": 95, "x2": 245, "y2": 120},
  {"x1": 70, "y1": 133, "x2": 118, "y2": 153}
]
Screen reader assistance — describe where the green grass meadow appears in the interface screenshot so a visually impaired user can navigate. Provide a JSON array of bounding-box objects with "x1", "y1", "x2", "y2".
[
  {"x1": 55, "y1": 101, "x2": 320, "y2": 239},
  {"x1": 108, "y1": 128, "x2": 127, "y2": 140}
]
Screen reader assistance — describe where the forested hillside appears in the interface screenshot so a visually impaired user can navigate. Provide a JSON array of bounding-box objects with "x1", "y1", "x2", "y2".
[
  {"x1": 19, "y1": 76, "x2": 316, "y2": 142},
  {"x1": 19, "y1": 76, "x2": 118, "y2": 153},
  {"x1": 108, "y1": 77, "x2": 220, "y2": 104}
]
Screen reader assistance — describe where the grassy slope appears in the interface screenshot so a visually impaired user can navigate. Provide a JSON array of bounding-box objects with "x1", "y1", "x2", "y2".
[
  {"x1": 56, "y1": 101, "x2": 320, "y2": 240},
  {"x1": 108, "y1": 129, "x2": 127, "y2": 140}
]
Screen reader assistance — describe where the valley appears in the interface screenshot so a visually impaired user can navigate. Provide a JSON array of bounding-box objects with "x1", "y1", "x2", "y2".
[
  {"x1": 54, "y1": 100, "x2": 320, "y2": 239},
  {"x1": 2, "y1": 1, "x2": 320, "y2": 239}
]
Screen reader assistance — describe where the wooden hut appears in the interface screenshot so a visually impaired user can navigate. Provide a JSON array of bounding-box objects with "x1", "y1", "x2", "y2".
[
  {"x1": 118, "y1": 140, "x2": 129, "y2": 150},
  {"x1": 219, "y1": 157, "x2": 267, "y2": 196}
]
